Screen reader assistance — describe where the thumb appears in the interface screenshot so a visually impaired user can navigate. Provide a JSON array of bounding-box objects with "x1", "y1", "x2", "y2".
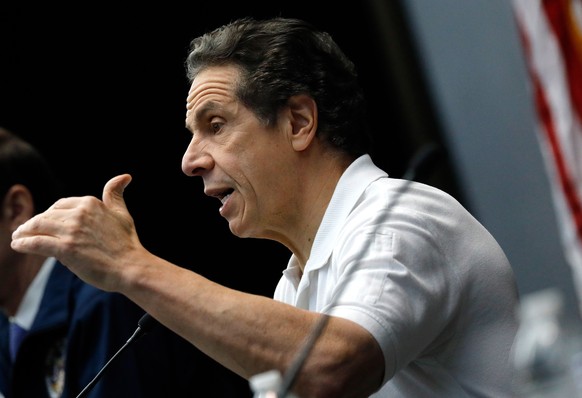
[{"x1": 103, "y1": 174, "x2": 133, "y2": 211}]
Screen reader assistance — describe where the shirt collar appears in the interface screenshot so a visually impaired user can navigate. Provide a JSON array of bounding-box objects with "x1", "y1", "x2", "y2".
[
  {"x1": 10, "y1": 257, "x2": 56, "y2": 329},
  {"x1": 299, "y1": 154, "x2": 387, "y2": 272}
]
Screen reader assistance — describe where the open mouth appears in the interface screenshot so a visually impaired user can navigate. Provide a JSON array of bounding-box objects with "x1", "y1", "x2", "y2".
[{"x1": 218, "y1": 188, "x2": 234, "y2": 205}]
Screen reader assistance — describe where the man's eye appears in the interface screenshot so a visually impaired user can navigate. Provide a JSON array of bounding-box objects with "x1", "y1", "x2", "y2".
[{"x1": 211, "y1": 122, "x2": 223, "y2": 133}]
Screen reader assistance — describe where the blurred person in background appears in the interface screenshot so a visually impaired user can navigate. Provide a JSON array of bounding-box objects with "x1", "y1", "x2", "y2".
[{"x1": 0, "y1": 126, "x2": 224, "y2": 398}]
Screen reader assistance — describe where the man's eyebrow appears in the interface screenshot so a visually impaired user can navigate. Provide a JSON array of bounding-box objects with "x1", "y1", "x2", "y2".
[
  {"x1": 186, "y1": 101, "x2": 220, "y2": 129},
  {"x1": 196, "y1": 101, "x2": 220, "y2": 118}
]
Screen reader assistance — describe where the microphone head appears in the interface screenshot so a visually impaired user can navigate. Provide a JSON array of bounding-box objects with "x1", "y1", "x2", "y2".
[{"x1": 138, "y1": 313, "x2": 161, "y2": 333}]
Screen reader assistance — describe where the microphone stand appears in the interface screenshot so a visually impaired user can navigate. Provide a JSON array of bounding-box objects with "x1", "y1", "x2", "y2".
[{"x1": 75, "y1": 313, "x2": 160, "y2": 398}]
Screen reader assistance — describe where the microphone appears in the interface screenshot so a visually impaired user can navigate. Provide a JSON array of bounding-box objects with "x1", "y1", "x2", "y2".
[
  {"x1": 276, "y1": 143, "x2": 441, "y2": 398},
  {"x1": 75, "y1": 312, "x2": 161, "y2": 398},
  {"x1": 401, "y1": 142, "x2": 440, "y2": 181}
]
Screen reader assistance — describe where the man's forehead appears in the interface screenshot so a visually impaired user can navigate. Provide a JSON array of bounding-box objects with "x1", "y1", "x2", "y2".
[
  {"x1": 187, "y1": 67, "x2": 240, "y2": 106},
  {"x1": 189, "y1": 65, "x2": 240, "y2": 93}
]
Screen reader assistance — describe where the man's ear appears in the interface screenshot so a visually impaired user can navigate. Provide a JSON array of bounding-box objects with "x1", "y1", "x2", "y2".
[
  {"x1": 1, "y1": 184, "x2": 35, "y2": 231},
  {"x1": 287, "y1": 94, "x2": 318, "y2": 151}
]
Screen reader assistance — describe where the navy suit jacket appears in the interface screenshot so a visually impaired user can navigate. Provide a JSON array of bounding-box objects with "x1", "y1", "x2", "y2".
[{"x1": 0, "y1": 261, "x2": 242, "y2": 397}]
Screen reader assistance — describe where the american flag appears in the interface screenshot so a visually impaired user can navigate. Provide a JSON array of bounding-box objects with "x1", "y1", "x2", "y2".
[{"x1": 512, "y1": 0, "x2": 582, "y2": 304}]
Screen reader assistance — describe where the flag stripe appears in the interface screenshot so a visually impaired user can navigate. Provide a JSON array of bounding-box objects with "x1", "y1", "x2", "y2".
[{"x1": 543, "y1": 0, "x2": 582, "y2": 124}]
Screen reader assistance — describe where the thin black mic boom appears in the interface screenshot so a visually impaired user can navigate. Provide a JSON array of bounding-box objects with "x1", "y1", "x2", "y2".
[
  {"x1": 75, "y1": 312, "x2": 161, "y2": 398},
  {"x1": 401, "y1": 142, "x2": 440, "y2": 181},
  {"x1": 277, "y1": 143, "x2": 440, "y2": 397}
]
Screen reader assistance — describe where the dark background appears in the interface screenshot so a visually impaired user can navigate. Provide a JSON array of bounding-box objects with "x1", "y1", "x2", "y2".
[{"x1": 0, "y1": 2, "x2": 460, "y2": 395}]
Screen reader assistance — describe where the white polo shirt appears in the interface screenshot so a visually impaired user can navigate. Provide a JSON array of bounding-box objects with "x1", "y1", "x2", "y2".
[{"x1": 274, "y1": 154, "x2": 519, "y2": 397}]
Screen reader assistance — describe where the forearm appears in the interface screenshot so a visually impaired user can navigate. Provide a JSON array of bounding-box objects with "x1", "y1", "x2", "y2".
[
  {"x1": 119, "y1": 255, "x2": 384, "y2": 398},
  {"x1": 122, "y1": 255, "x2": 313, "y2": 375}
]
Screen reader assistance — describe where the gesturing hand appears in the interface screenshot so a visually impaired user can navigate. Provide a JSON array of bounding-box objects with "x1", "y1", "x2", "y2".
[{"x1": 11, "y1": 174, "x2": 144, "y2": 291}]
